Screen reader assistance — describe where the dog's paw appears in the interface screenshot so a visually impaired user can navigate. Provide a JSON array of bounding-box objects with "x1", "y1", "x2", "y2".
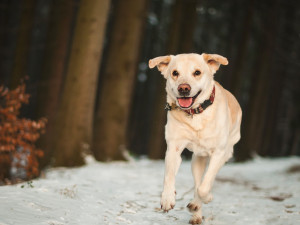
[
  {"x1": 189, "y1": 215, "x2": 203, "y2": 225},
  {"x1": 187, "y1": 200, "x2": 201, "y2": 212},
  {"x1": 160, "y1": 191, "x2": 176, "y2": 212}
]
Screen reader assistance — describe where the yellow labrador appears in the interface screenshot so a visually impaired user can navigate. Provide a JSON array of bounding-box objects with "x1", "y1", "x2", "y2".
[{"x1": 149, "y1": 53, "x2": 242, "y2": 224}]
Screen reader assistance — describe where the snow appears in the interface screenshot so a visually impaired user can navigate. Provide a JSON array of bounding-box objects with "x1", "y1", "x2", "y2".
[{"x1": 0, "y1": 156, "x2": 300, "y2": 225}]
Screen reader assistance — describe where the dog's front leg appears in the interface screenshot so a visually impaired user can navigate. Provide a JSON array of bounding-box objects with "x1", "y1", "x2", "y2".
[{"x1": 161, "y1": 142, "x2": 184, "y2": 212}]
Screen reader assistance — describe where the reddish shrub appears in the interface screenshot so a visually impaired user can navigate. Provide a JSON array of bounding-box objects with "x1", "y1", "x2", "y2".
[{"x1": 0, "y1": 83, "x2": 47, "y2": 184}]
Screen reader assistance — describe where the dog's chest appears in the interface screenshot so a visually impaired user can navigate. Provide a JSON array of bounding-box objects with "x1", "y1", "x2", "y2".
[
  {"x1": 187, "y1": 128, "x2": 217, "y2": 156},
  {"x1": 184, "y1": 116, "x2": 220, "y2": 156},
  {"x1": 168, "y1": 110, "x2": 222, "y2": 155}
]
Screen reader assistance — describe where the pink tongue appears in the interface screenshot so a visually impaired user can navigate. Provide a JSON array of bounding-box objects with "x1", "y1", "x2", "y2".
[{"x1": 178, "y1": 98, "x2": 193, "y2": 108}]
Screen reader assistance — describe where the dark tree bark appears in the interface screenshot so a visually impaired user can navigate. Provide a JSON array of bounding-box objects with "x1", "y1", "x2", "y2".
[
  {"x1": 250, "y1": 0, "x2": 280, "y2": 156},
  {"x1": 267, "y1": 0, "x2": 297, "y2": 156},
  {"x1": 36, "y1": 0, "x2": 75, "y2": 168},
  {"x1": 0, "y1": 1, "x2": 22, "y2": 85},
  {"x1": 235, "y1": 0, "x2": 280, "y2": 161},
  {"x1": 52, "y1": 0, "x2": 111, "y2": 166},
  {"x1": 229, "y1": 0, "x2": 255, "y2": 97},
  {"x1": 167, "y1": 0, "x2": 198, "y2": 54},
  {"x1": 127, "y1": 0, "x2": 173, "y2": 158},
  {"x1": 10, "y1": 0, "x2": 36, "y2": 88},
  {"x1": 92, "y1": 0, "x2": 148, "y2": 161}
]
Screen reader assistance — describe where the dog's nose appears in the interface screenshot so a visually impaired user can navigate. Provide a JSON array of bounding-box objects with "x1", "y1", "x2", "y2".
[{"x1": 178, "y1": 84, "x2": 191, "y2": 96}]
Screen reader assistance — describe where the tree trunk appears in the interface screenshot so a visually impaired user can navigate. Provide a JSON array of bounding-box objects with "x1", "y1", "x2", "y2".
[
  {"x1": 235, "y1": 0, "x2": 280, "y2": 161},
  {"x1": 127, "y1": 0, "x2": 172, "y2": 158},
  {"x1": 167, "y1": 0, "x2": 198, "y2": 54},
  {"x1": 0, "y1": 1, "x2": 22, "y2": 85},
  {"x1": 263, "y1": 0, "x2": 295, "y2": 157},
  {"x1": 36, "y1": 0, "x2": 75, "y2": 168},
  {"x1": 10, "y1": 0, "x2": 36, "y2": 88},
  {"x1": 92, "y1": 0, "x2": 148, "y2": 161},
  {"x1": 52, "y1": 0, "x2": 110, "y2": 167},
  {"x1": 220, "y1": 0, "x2": 239, "y2": 88},
  {"x1": 147, "y1": 74, "x2": 167, "y2": 159},
  {"x1": 249, "y1": 0, "x2": 280, "y2": 155},
  {"x1": 230, "y1": 0, "x2": 255, "y2": 97}
]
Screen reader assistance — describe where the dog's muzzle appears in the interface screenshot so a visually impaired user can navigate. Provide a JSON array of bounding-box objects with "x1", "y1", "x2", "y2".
[{"x1": 177, "y1": 90, "x2": 201, "y2": 109}]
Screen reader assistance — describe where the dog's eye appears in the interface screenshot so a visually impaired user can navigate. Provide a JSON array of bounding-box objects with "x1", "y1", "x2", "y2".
[
  {"x1": 172, "y1": 70, "x2": 179, "y2": 76},
  {"x1": 194, "y1": 70, "x2": 201, "y2": 76}
]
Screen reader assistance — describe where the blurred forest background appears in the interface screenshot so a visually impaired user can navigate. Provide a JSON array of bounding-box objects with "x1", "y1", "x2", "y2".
[{"x1": 0, "y1": 0, "x2": 299, "y2": 182}]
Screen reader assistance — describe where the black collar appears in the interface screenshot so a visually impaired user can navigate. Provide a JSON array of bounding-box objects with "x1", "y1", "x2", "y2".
[{"x1": 165, "y1": 86, "x2": 215, "y2": 115}]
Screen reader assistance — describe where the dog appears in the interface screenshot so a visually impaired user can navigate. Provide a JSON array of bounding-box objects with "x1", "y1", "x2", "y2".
[{"x1": 149, "y1": 53, "x2": 242, "y2": 224}]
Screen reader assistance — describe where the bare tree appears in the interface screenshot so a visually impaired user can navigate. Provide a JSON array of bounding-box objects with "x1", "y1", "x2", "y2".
[
  {"x1": 36, "y1": 0, "x2": 75, "y2": 168},
  {"x1": 92, "y1": 0, "x2": 148, "y2": 161},
  {"x1": 10, "y1": 0, "x2": 36, "y2": 88},
  {"x1": 52, "y1": 0, "x2": 111, "y2": 166},
  {"x1": 236, "y1": 0, "x2": 280, "y2": 161}
]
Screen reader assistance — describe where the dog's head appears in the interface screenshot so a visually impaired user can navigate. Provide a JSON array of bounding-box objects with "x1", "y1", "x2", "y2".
[{"x1": 149, "y1": 53, "x2": 228, "y2": 109}]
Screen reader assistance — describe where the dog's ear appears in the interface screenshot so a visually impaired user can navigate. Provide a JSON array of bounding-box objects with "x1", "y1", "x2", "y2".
[
  {"x1": 149, "y1": 55, "x2": 172, "y2": 76},
  {"x1": 202, "y1": 53, "x2": 228, "y2": 72}
]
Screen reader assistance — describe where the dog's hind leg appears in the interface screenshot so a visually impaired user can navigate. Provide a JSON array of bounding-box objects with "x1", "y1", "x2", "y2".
[
  {"x1": 188, "y1": 154, "x2": 208, "y2": 224},
  {"x1": 197, "y1": 149, "x2": 232, "y2": 204}
]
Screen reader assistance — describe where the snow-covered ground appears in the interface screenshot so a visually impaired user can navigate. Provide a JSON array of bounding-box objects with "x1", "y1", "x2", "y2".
[{"x1": 0, "y1": 156, "x2": 300, "y2": 225}]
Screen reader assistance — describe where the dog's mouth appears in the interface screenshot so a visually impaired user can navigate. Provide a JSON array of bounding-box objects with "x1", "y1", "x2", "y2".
[{"x1": 177, "y1": 90, "x2": 201, "y2": 109}]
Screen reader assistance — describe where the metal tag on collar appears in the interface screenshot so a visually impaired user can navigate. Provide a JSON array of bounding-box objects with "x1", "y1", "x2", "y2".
[
  {"x1": 165, "y1": 103, "x2": 172, "y2": 111},
  {"x1": 184, "y1": 109, "x2": 193, "y2": 117}
]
